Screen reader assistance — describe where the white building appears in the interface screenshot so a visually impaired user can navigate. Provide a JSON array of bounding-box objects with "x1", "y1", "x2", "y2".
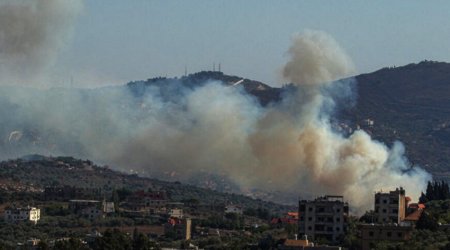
[
  {"x1": 4, "y1": 206, "x2": 40, "y2": 224},
  {"x1": 168, "y1": 208, "x2": 184, "y2": 218}
]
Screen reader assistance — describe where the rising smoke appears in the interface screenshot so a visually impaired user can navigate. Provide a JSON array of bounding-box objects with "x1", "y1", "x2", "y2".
[
  {"x1": 0, "y1": 3, "x2": 430, "y2": 213},
  {"x1": 0, "y1": 0, "x2": 83, "y2": 85}
]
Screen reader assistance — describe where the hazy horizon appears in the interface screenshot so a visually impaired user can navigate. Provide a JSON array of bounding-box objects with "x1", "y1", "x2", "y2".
[{"x1": 2, "y1": 1, "x2": 450, "y2": 87}]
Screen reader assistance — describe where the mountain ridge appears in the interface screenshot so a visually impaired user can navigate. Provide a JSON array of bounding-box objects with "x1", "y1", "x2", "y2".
[{"x1": 127, "y1": 60, "x2": 450, "y2": 179}]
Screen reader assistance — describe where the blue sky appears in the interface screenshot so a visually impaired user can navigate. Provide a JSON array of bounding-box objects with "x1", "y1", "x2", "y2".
[{"x1": 56, "y1": 1, "x2": 450, "y2": 86}]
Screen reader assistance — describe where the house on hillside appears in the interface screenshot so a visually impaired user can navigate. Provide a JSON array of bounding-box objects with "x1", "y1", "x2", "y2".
[
  {"x1": 121, "y1": 190, "x2": 168, "y2": 214},
  {"x1": 69, "y1": 199, "x2": 114, "y2": 219},
  {"x1": 4, "y1": 206, "x2": 40, "y2": 224}
]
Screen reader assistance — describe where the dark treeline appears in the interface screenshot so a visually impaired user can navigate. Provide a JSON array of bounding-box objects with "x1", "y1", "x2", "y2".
[{"x1": 419, "y1": 181, "x2": 450, "y2": 203}]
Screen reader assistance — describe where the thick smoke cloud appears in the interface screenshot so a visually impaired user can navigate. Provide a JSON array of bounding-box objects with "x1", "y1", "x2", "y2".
[
  {"x1": 0, "y1": 0, "x2": 83, "y2": 85},
  {"x1": 0, "y1": 28, "x2": 430, "y2": 213}
]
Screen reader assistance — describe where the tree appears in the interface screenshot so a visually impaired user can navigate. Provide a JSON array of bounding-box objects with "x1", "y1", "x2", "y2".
[
  {"x1": 419, "y1": 192, "x2": 428, "y2": 204},
  {"x1": 92, "y1": 229, "x2": 132, "y2": 250},
  {"x1": 359, "y1": 210, "x2": 376, "y2": 223},
  {"x1": 37, "y1": 240, "x2": 49, "y2": 250},
  {"x1": 54, "y1": 238, "x2": 89, "y2": 250},
  {"x1": 416, "y1": 211, "x2": 439, "y2": 231},
  {"x1": 425, "y1": 181, "x2": 450, "y2": 201},
  {"x1": 133, "y1": 232, "x2": 152, "y2": 250}
]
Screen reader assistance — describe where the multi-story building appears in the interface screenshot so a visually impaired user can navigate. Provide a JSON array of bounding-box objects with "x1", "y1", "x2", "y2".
[
  {"x1": 69, "y1": 199, "x2": 115, "y2": 219},
  {"x1": 122, "y1": 190, "x2": 168, "y2": 214},
  {"x1": 358, "y1": 187, "x2": 424, "y2": 249},
  {"x1": 4, "y1": 206, "x2": 41, "y2": 224},
  {"x1": 374, "y1": 187, "x2": 408, "y2": 224},
  {"x1": 298, "y1": 195, "x2": 349, "y2": 243}
]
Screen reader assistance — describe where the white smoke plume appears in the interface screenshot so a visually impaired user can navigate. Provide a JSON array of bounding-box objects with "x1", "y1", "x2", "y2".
[
  {"x1": 0, "y1": 0, "x2": 83, "y2": 85},
  {"x1": 0, "y1": 28, "x2": 431, "y2": 213}
]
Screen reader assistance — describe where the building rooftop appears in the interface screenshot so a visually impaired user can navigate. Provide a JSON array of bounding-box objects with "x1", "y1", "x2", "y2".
[{"x1": 69, "y1": 199, "x2": 100, "y2": 203}]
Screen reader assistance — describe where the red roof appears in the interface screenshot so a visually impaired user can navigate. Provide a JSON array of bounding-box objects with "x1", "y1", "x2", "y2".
[
  {"x1": 167, "y1": 217, "x2": 182, "y2": 225},
  {"x1": 404, "y1": 209, "x2": 423, "y2": 221},
  {"x1": 408, "y1": 203, "x2": 425, "y2": 209},
  {"x1": 287, "y1": 212, "x2": 299, "y2": 219}
]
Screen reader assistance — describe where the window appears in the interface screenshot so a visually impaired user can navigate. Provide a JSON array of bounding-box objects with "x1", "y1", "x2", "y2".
[
  {"x1": 308, "y1": 217, "x2": 312, "y2": 221},
  {"x1": 387, "y1": 232, "x2": 392, "y2": 237},
  {"x1": 369, "y1": 231, "x2": 374, "y2": 237},
  {"x1": 397, "y1": 232, "x2": 403, "y2": 238},
  {"x1": 392, "y1": 209, "x2": 398, "y2": 213},
  {"x1": 309, "y1": 207, "x2": 313, "y2": 212},
  {"x1": 382, "y1": 209, "x2": 387, "y2": 213},
  {"x1": 383, "y1": 199, "x2": 387, "y2": 204},
  {"x1": 336, "y1": 227, "x2": 340, "y2": 231},
  {"x1": 336, "y1": 217, "x2": 341, "y2": 222},
  {"x1": 308, "y1": 226, "x2": 312, "y2": 230}
]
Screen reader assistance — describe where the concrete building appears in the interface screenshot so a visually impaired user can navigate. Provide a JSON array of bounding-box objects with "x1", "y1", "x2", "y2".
[
  {"x1": 122, "y1": 190, "x2": 168, "y2": 214},
  {"x1": 298, "y1": 195, "x2": 348, "y2": 243},
  {"x1": 102, "y1": 200, "x2": 115, "y2": 214},
  {"x1": 69, "y1": 200, "x2": 104, "y2": 219},
  {"x1": 69, "y1": 199, "x2": 115, "y2": 219},
  {"x1": 374, "y1": 187, "x2": 408, "y2": 224},
  {"x1": 357, "y1": 188, "x2": 424, "y2": 249},
  {"x1": 4, "y1": 206, "x2": 40, "y2": 224},
  {"x1": 167, "y1": 208, "x2": 184, "y2": 219},
  {"x1": 358, "y1": 224, "x2": 413, "y2": 250}
]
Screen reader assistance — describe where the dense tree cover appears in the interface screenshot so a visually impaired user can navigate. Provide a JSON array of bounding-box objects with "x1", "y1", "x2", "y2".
[
  {"x1": 199, "y1": 213, "x2": 245, "y2": 230},
  {"x1": 419, "y1": 181, "x2": 450, "y2": 203},
  {"x1": 416, "y1": 211, "x2": 439, "y2": 231},
  {"x1": 243, "y1": 207, "x2": 272, "y2": 220},
  {"x1": 421, "y1": 199, "x2": 450, "y2": 224},
  {"x1": 92, "y1": 228, "x2": 159, "y2": 250},
  {"x1": 373, "y1": 229, "x2": 450, "y2": 250},
  {"x1": 54, "y1": 238, "x2": 90, "y2": 250}
]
